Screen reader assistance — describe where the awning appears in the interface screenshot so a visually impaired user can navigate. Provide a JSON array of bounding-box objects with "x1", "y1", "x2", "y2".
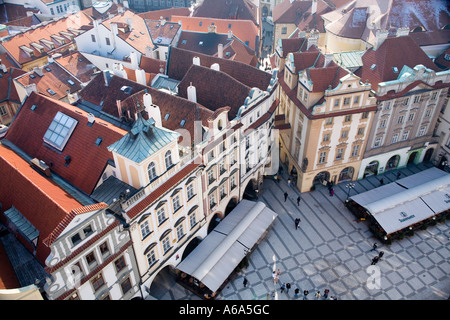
[
  {"x1": 177, "y1": 200, "x2": 278, "y2": 293},
  {"x1": 350, "y1": 168, "x2": 450, "y2": 235},
  {"x1": 3, "y1": 206, "x2": 39, "y2": 247}
]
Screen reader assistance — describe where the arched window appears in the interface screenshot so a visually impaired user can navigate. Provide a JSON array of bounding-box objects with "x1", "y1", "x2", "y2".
[
  {"x1": 165, "y1": 150, "x2": 173, "y2": 169},
  {"x1": 148, "y1": 162, "x2": 157, "y2": 181}
]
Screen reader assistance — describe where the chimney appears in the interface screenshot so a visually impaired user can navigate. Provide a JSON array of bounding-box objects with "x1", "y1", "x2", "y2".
[
  {"x1": 123, "y1": 0, "x2": 129, "y2": 8},
  {"x1": 103, "y1": 70, "x2": 112, "y2": 86},
  {"x1": 218, "y1": 43, "x2": 223, "y2": 58},
  {"x1": 396, "y1": 27, "x2": 410, "y2": 37},
  {"x1": 130, "y1": 51, "x2": 138, "y2": 69},
  {"x1": 208, "y1": 24, "x2": 217, "y2": 33},
  {"x1": 135, "y1": 68, "x2": 146, "y2": 85},
  {"x1": 33, "y1": 67, "x2": 44, "y2": 77},
  {"x1": 227, "y1": 30, "x2": 233, "y2": 40},
  {"x1": 187, "y1": 83, "x2": 197, "y2": 103},
  {"x1": 143, "y1": 92, "x2": 162, "y2": 127},
  {"x1": 26, "y1": 11, "x2": 34, "y2": 17},
  {"x1": 298, "y1": 30, "x2": 306, "y2": 38},
  {"x1": 307, "y1": 30, "x2": 319, "y2": 50},
  {"x1": 25, "y1": 83, "x2": 37, "y2": 95},
  {"x1": 311, "y1": 0, "x2": 317, "y2": 15},
  {"x1": 193, "y1": 56, "x2": 200, "y2": 66},
  {"x1": 126, "y1": 18, "x2": 133, "y2": 31},
  {"x1": 145, "y1": 46, "x2": 153, "y2": 58},
  {"x1": 324, "y1": 53, "x2": 334, "y2": 67},
  {"x1": 211, "y1": 63, "x2": 220, "y2": 71},
  {"x1": 373, "y1": 29, "x2": 389, "y2": 50}
]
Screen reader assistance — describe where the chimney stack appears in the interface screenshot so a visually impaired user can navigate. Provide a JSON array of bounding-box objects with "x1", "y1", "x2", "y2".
[
  {"x1": 193, "y1": 56, "x2": 200, "y2": 66},
  {"x1": 311, "y1": 0, "x2": 317, "y2": 15},
  {"x1": 396, "y1": 27, "x2": 410, "y2": 37},
  {"x1": 211, "y1": 63, "x2": 220, "y2": 71},
  {"x1": 143, "y1": 92, "x2": 162, "y2": 127},
  {"x1": 135, "y1": 68, "x2": 146, "y2": 85},
  {"x1": 373, "y1": 29, "x2": 389, "y2": 50},
  {"x1": 130, "y1": 51, "x2": 138, "y2": 69},
  {"x1": 87, "y1": 113, "x2": 95, "y2": 124},
  {"x1": 218, "y1": 43, "x2": 223, "y2": 58},
  {"x1": 187, "y1": 83, "x2": 197, "y2": 103}
]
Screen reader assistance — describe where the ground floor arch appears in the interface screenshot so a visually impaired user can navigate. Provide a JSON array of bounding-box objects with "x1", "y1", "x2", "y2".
[
  {"x1": 148, "y1": 265, "x2": 177, "y2": 299},
  {"x1": 338, "y1": 167, "x2": 354, "y2": 182},
  {"x1": 207, "y1": 213, "x2": 223, "y2": 234},
  {"x1": 225, "y1": 197, "x2": 238, "y2": 216},
  {"x1": 313, "y1": 171, "x2": 330, "y2": 186},
  {"x1": 423, "y1": 148, "x2": 434, "y2": 163},
  {"x1": 182, "y1": 236, "x2": 203, "y2": 261},
  {"x1": 386, "y1": 155, "x2": 400, "y2": 171},
  {"x1": 364, "y1": 161, "x2": 379, "y2": 178},
  {"x1": 407, "y1": 151, "x2": 418, "y2": 165},
  {"x1": 243, "y1": 179, "x2": 258, "y2": 200}
]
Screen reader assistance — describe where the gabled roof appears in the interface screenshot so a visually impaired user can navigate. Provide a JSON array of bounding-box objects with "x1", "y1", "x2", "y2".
[
  {"x1": 178, "y1": 64, "x2": 251, "y2": 120},
  {"x1": 137, "y1": 7, "x2": 191, "y2": 21},
  {"x1": 0, "y1": 12, "x2": 91, "y2": 66},
  {"x1": 0, "y1": 67, "x2": 26, "y2": 103},
  {"x1": 144, "y1": 20, "x2": 181, "y2": 46},
  {"x1": 14, "y1": 62, "x2": 82, "y2": 100},
  {"x1": 0, "y1": 143, "x2": 82, "y2": 264},
  {"x1": 167, "y1": 46, "x2": 272, "y2": 92},
  {"x1": 192, "y1": 0, "x2": 259, "y2": 26},
  {"x1": 108, "y1": 113, "x2": 180, "y2": 163},
  {"x1": 53, "y1": 51, "x2": 97, "y2": 83},
  {"x1": 139, "y1": 55, "x2": 166, "y2": 74},
  {"x1": 4, "y1": 92, "x2": 127, "y2": 195},
  {"x1": 173, "y1": 15, "x2": 259, "y2": 50},
  {"x1": 82, "y1": 2, "x2": 122, "y2": 21},
  {"x1": 0, "y1": 3, "x2": 39, "y2": 25},
  {"x1": 356, "y1": 35, "x2": 441, "y2": 91}
]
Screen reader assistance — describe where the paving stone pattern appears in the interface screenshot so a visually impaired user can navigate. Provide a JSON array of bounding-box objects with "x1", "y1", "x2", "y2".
[{"x1": 155, "y1": 163, "x2": 450, "y2": 300}]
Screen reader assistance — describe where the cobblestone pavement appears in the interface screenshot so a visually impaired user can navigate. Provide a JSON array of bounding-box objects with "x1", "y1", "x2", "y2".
[{"x1": 155, "y1": 162, "x2": 450, "y2": 300}]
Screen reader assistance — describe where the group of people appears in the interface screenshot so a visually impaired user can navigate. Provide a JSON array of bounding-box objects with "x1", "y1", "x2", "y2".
[{"x1": 370, "y1": 243, "x2": 385, "y2": 265}]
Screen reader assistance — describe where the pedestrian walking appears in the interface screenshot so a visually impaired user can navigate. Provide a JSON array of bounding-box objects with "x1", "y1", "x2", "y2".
[
  {"x1": 295, "y1": 218, "x2": 301, "y2": 230},
  {"x1": 284, "y1": 192, "x2": 288, "y2": 202},
  {"x1": 287, "y1": 178, "x2": 291, "y2": 187},
  {"x1": 370, "y1": 243, "x2": 378, "y2": 252},
  {"x1": 396, "y1": 171, "x2": 401, "y2": 180},
  {"x1": 297, "y1": 196, "x2": 301, "y2": 206},
  {"x1": 286, "y1": 282, "x2": 291, "y2": 294},
  {"x1": 303, "y1": 289, "x2": 309, "y2": 300},
  {"x1": 379, "y1": 178, "x2": 384, "y2": 186},
  {"x1": 294, "y1": 288, "x2": 300, "y2": 298},
  {"x1": 272, "y1": 271, "x2": 277, "y2": 284},
  {"x1": 323, "y1": 289, "x2": 329, "y2": 300},
  {"x1": 280, "y1": 282, "x2": 286, "y2": 293},
  {"x1": 330, "y1": 188, "x2": 335, "y2": 196},
  {"x1": 378, "y1": 251, "x2": 384, "y2": 259},
  {"x1": 243, "y1": 277, "x2": 248, "y2": 287},
  {"x1": 315, "y1": 291, "x2": 321, "y2": 299},
  {"x1": 371, "y1": 256, "x2": 380, "y2": 265}
]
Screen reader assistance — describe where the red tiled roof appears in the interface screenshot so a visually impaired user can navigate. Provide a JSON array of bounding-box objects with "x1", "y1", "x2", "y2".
[
  {"x1": 193, "y1": 0, "x2": 259, "y2": 26},
  {"x1": 0, "y1": 143, "x2": 82, "y2": 264},
  {"x1": 0, "y1": 3, "x2": 39, "y2": 24},
  {"x1": 4, "y1": 92, "x2": 127, "y2": 195},
  {"x1": 167, "y1": 46, "x2": 272, "y2": 91},
  {"x1": 173, "y1": 15, "x2": 259, "y2": 51},
  {"x1": 14, "y1": 62, "x2": 82, "y2": 100},
  {"x1": 0, "y1": 67, "x2": 26, "y2": 102},
  {"x1": 137, "y1": 7, "x2": 191, "y2": 21},
  {"x1": 139, "y1": 55, "x2": 166, "y2": 74},
  {"x1": 126, "y1": 159, "x2": 201, "y2": 220},
  {"x1": 356, "y1": 35, "x2": 441, "y2": 91},
  {"x1": 54, "y1": 51, "x2": 97, "y2": 83}
]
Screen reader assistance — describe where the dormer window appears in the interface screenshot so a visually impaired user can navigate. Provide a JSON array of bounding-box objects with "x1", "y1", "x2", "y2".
[
  {"x1": 43, "y1": 111, "x2": 78, "y2": 151},
  {"x1": 148, "y1": 162, "x2": 157, "y2": 181}
]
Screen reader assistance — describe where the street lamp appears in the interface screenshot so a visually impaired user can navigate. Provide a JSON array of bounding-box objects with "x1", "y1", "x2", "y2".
[{"x1": 345, "y1": 183, "x2": 355, "y2": 201}]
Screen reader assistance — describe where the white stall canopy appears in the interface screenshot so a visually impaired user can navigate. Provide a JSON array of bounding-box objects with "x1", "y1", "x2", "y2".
[{"x1": 177, "y1": 200, "x2": 277, "y2": 293}]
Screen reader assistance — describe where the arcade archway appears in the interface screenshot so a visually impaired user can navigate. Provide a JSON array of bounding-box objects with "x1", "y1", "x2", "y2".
[
  {"x1": 364, "y1": 161, "x2": 379, "y2": 177},
  {"x1": 225, "y1": 197, "x2": 238, "y2": 216},
  {"x1": 338, "y1": 167, "x2": 354, "y2": 182},
  {"x1": 243, "y1": 179, "x2": 258, "y2": 200},
  {"x1": 386, "y1": 155, "x2": 400, "y2": 171},
  {"x1": 313, "y1": 171, "x2": 330, "y2": 185}
]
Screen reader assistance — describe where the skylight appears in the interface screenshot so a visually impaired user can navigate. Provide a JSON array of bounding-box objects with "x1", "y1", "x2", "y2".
[
  {"x1": 393, "y1": 67, "x2": 399, "y2": 73},
  {"x1": 164, "y1": 113, "x2": 170, "y2": 120},
  {"x1": 47, "y1": 88, "x2": 57, "y2": 95},
  {"x1": 43, "y1": 111, "x2": 78, "y2": 151}
]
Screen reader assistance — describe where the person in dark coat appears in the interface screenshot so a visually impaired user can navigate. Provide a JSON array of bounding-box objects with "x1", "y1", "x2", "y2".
[
  {"x1": 295, "y1": 218, "x2": 301, "y2": 230},
  {"x1": 284, "y1": 192, "x2": 288, "y2": 202}
]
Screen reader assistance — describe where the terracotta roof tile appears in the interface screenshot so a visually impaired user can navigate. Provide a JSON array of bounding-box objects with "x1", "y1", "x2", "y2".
[
  {"x1": 0, "y1": 143, "x2": 82, "y2": 264},
  {"x1": 54, "y1": 51, "x2": 97, "y2": 83},
  {"x1": 192, "y1": 0, "x2": 258, "y2": 26},
  {"x1": 137, "y1": 7, "x2": 191, "y2": 21},
  {"x1": 4, "y1": 92, "x2": 127, "y2": 195}
]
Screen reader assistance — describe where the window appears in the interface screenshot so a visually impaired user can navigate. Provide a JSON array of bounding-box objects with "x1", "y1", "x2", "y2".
[
  {"x1": 187, "y1": 183, "x2": 194, "y2": 200},
  {"x1": 189, "y1": 211, "x2": 197, "y2": 228},
  {"x1": 391, "y1": 133, "x2": 399, "y2": 143},
  {"x1": 354, "y1": 96, "x2": 360, "y2": 104},
  {"x1": 402, "y1": 131, "x2": 409, "y2": 141},
  {"x1": 334, "y1": 99, "x2": 340, "y2": 107},
  {"x1": 374, "y1": 137, "x2": 382, "y2": 147},
  {"x1": 351, "y1": 145, "x2": 360, "y2": 157},
  {"x1": 120, "y1": 277, "x2": 132, "y2": 294},
  {"x1": 414, "y1": 96, "x2": 420, "y2": 104},
  {"x1": 326, "y1": 118, "x2": 333, "y2": 125},
  {"x1": 361, "y1": 111, "x2": 368, "y2": 119},
  {"x1": 83, "y1": 225, "x2": 93, "y2": 237},
  {"x1": 379, "y1": 119, "x2": 387, "y2": 128},
  {"x1": 105, "y1": 37, "x2": 110, "y2": 46},
  {"x1": 230, "y1": 175, "x2": 236, "y2": 189},
  {"x1": 162, "y1": 237, "x2": 171, "y2": 253},
  {"x1": 140, "y1": 221, "x2": 151, "y2": 239},
  {"x1": 344, "y1": 115, "x2": 352, "y2": 122},
  {"x1": 176, "y1": 224, "x2": 184, "y2": 240},
  {"x1": 147, "y1": 250, "x2": 156, "y2": 266},
  {"x1": 157, "y1": 208, "x2": 166, "y2": 225},
  {"x1": 114, "y1": 256, "x2": 126, "y2": 273},
  {"x1": 341, "y1": 130, "x2": 348, "y2": 139},
  {"x1": 165, "y1": 150, "x2": 173, "y2": 169},
  {"x1": 408, "y1": 113, "x2": 415, "y2": 122},
  {"x1": 91, "y1": 34, "x2": 96, "y2": 42},
  {"x1": 71, "y1": 233, "x2": 82, "y2": 246},
  {"x1": 50, "y1": 8, "x2": 55, "y2": 15},
  {"x1": 425, "y1": 108, "x2": 432, "y2": 118},
  {"x1": 91, "y1": 273, "x2": 105, "y2": 292},
  {"x1": 343, "y1": 97, "x2": 350, "y2": 106},
  {"x1": 323, "y1": 133, "x2": 330, "y2": 142},
  {"x1": 318, "y1": 151, "x2": 326, "y2": 164},
  {"x1": 431, "y1": 92, "x2": 438, "y2": 100},
  {"x1": 219, "y1": 159, "x2": 226, "y2": 175},
  {"x1": 148, "y1": 162, "x2": 157, "y2": 181},
  {"x1": 403, "y1": 98, "x2": 409, "y2": 106},
  {"x1": 418, "y1": 126, "x2": 426, "y2": 137},
  {"x1": 86, "y1": 252, "x2": 97, "y2": 268},
  {"x1": 397, "y1": 115, "x2": 404, "y2": 124},
  {"x1": 357, "y1": 127, "x2": 365, "y2": 136},
  {"x1": 209, "y1": 193, "x2": 216, "y2": 209},
  {"x1": 220, "y1": 184, "x2": 226, "y2": 199},
  {"x1": 173, "y1": 194, "x2": 181, "y2": 212},
  {"x1": 384, "y1": 102, "x2": 391, "y2": 110},
  {"x1": 43, "y1": 111, "x2": 78, "y2": 151},
  {"x1": 281, "y1": 26, "x2": 287, "y2": 34},
  {"x1": 208, "y1": 169, "x2": 215, "y2": 184},
  {"x1": 336, "y1": 148, "x2": 344, "y2": 160},
  {"x1": 99, "y1": 241, "x2": 110, "y2": 256}
]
